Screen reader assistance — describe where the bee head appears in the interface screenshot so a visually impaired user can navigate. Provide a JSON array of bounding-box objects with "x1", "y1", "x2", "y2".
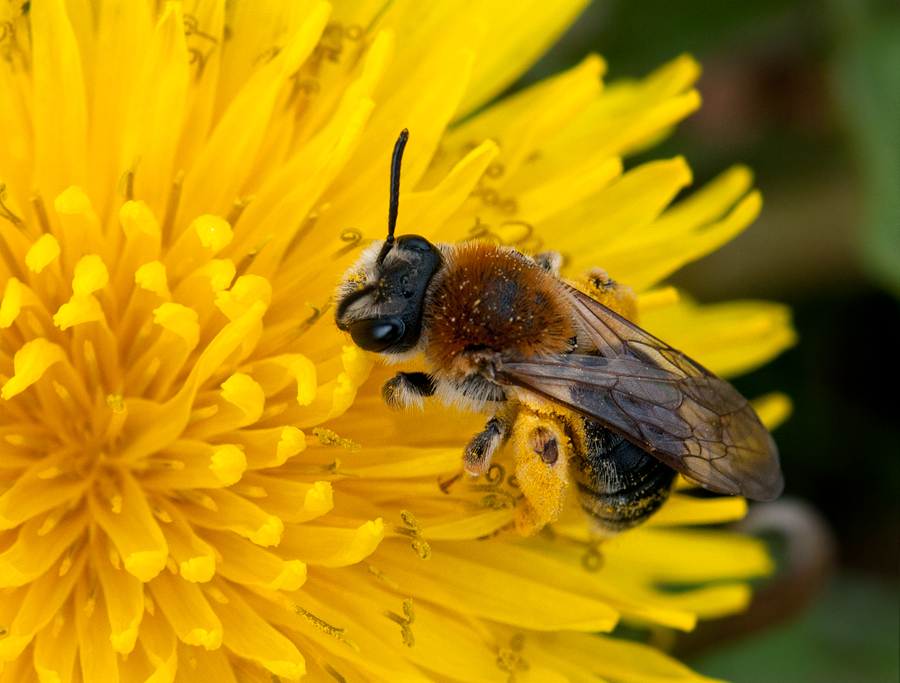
[
  {"x1": 335, "y1": 234, "x2": 441, "y2": 353},
  {"x1": 334, "y1": 130, "x2": 442, "y2": 354}
]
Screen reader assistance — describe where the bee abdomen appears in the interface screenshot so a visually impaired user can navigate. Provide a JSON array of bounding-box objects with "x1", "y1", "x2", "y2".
[{"x1": 573, "y1": 419, "x2": 677, "y2": 535}]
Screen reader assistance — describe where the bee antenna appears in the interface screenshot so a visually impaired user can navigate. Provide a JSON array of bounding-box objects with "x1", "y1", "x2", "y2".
[{"x1": 377, "y1": 128, "x2": 409, "y2": 264}]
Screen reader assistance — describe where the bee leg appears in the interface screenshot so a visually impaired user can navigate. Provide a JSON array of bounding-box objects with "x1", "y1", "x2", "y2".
[
  {"x1": 512, "y1": 410, "x2": 573, "y2": 536},
  {"x1": 462, "y1": 414, "x2": 510, "y2": 475},
  {"x1": 381, "y1": 372, "x2": 435, "y2": 410},
  {"x1": 578, "y1": 266, "x2": 639, "y2": 321},
  {"x1": 533, "y1": 250, "x2": 562, "y2": 275}
]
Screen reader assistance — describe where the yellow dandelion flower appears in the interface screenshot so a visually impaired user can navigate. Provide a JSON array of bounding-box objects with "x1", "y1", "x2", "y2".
[{"x1": 0, "y1": 1, "x2": 795, "y2": 682}]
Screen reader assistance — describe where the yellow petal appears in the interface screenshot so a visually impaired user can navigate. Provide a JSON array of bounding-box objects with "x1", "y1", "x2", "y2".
[
  {"x1": 641, "y1": 298, "x2": 797, "y2": 378},
  {"x1": 94, "y1": 545, "x2": 145, "y2": 654},
  {"x1": 31, "y1": 0, "x2": 88, "y2": 198},
  {"x1": 202, "y1": 529, "x2": 307, "y2": 591},
  {"x1": 147, "y1": 570, "x2": 223, "y2": 650},
  {"x1": 0, "y1": 511, "x2": 87, "y2": 588},
  {"x1": 220, "y1": 372, "x2": 266, "y2": 423},
  {"x1": 89, "y1": 472, "x2": 168, "y2": 582},
  {"x1": 25, "y1": 233, "x2": 61, "y2": 274},
  {"x1": 53, "y1": 294, "x2": 105, "y2": 330},
  {"x1": 134, "y1": 261, "x2": 168, "y2": 295},
  {"x1": 279, "y1": 519, "x2": 385, "y2": 568},
  {"x1": 74, "y1": 580, "x2": 119, "y2": 682},
  {"x1": 453, "y1": 0, "x2": 591, "y2": 115},
  {"x1": 378, "y1": 540, "x2": 620, "y2": 632},
  {"x1": 33, "y1": 601, "x2": 79, "y2": 683},
  {"x1": 182, "y1": 488, "x2": 284, "y2": 547},
  {"x1": 1, "y1": 338, "x2": 66, "y2": 400},
  {"x1": 0, "y1": 550, "x2": 86, "y2": 662},
  {"x1": 120, "y1": 2, "x2": 189, "y2": 216},
  {"x1": 215, "y1": 582, "x2": 306, "y2": 680}
]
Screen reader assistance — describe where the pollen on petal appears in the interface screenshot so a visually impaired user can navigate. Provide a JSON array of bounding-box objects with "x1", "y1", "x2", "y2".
[
  {"x1": 210, "y1": 444, "x2": 247, "y2": 486},
  {"x1": 221, "y1": 373, "x2": 265, "y2": 421},
  {"x1": 1, "y1": 338, "x2": 66, "y2": 399},
  {"x1": 72, "y1": 254, "x2": 109, "y2": 295},
  {"x1": 193, "y1": 214, "x2": 233, "y2": 252},
  {"x1": 153, "y1": 302, "x2": 200, "y2": 346},
  {"x1": 25, "y1": 233, "x2": 61, "y2": 273},
  {"x1": 135, "y1": 261, "x2": 168, "y2": 294}
]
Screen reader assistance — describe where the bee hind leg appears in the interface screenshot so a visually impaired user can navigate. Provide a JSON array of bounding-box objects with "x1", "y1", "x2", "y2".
[
  {"x1": 381, "y1": 372, "x2": 435, "y2": 410},
  {"x1": 463, "y1": 413, "x2": 511, "y2": 475},
  {"x1": 512, "y1": 412, "x2": 573, "y2": 536}
]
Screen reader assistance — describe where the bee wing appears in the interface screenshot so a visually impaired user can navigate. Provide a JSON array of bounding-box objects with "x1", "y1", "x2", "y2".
[{"x1": 495, "y1": 287, "x2": 783, "y2": 501}]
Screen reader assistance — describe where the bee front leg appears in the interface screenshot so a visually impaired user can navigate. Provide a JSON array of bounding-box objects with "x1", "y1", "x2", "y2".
[
  {"x1": 463, "y1": 413, "x2": 511, "y2": 475},
  {"x1": 381, "y1": 372, "x2": 435, "y2": 410}
]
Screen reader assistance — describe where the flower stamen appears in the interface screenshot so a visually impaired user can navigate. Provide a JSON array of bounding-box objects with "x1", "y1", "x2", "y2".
[
  {"x1": 366, "y1": 564, "x2": 398, "y2": 588},
  {"x1": 234, "y1": 235, "x2": 272, "y2": 279},
  {"x1": 323, "y1": 663, "x2": 348, "y2": 683},
  {"x1": 225, "y1": 196, "x2": 253, "y2": 228},
  {"x1": 395, "y1": 511, "x2": 431, "y2": 560},
  {"x1": 293, "y1": 605, "x2": 359, "y2": 651},
  {"x1": 0, "y1": 183, "x2": 22, "y2": 227},
  {"x1": 30, "y1": 191, "x2": 52, "y2": 235},
  {"x1": 313, "y1": 428, "x2": 360, "y2": 452},
  {"x1": 161, "y1": 171, "x2": 184, "y2": 248},
  {"x1": 383, "y1": 599, "x2": 415, "y2": 647}
]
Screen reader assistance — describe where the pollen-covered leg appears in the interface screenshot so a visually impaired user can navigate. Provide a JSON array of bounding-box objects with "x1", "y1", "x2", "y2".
[
  {"x1": 462, "y1": 414, "x2": 510, "y2": 475},
  {"x1": 381, "y1": 372, "x2": 435, "y2": 410},
  {"x1": 572, "y1": 266, "x2": 639, "y2": 321},
  {"x1": 511, "y1": 407, "x2": 574, "y2": 536}
]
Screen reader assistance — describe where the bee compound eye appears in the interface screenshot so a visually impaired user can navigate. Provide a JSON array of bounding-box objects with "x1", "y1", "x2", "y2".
[{"x1": 348, "y1": 317, "x2": 406, "y2": 352}]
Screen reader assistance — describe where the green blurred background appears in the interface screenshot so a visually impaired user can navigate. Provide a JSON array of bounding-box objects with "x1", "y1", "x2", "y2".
[{"x1": 514, "y1": 1, "x2": 900, "y2": 681}]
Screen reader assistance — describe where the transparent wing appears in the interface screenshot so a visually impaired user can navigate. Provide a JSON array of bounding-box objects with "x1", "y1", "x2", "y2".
[{"x1": 495, "y1": 287, "x2": 783, "y2": 501}]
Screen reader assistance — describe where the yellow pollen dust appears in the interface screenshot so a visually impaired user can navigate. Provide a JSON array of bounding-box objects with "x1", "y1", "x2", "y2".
[{"x1": 313, "y1": 428, "x2": 360, "y2": 451}]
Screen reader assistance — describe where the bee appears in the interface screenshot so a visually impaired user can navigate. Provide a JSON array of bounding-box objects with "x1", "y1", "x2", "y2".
[{"x1": 335, "y1": 130, "x2": 783, "y2": 536}]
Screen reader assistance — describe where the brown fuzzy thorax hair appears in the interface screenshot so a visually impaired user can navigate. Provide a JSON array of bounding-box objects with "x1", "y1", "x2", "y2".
[{"x1": 425, "y1": 242, "x2": 576, "y2": 372}]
